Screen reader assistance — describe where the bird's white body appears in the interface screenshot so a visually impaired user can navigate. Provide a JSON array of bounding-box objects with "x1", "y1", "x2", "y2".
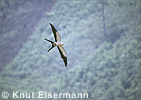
[
  {"x1": 53, "y1": 41, "x2": 67, "y2": 57},
  {"x1": 54, "y1": 41, "x2": 64, "y2": 46}
]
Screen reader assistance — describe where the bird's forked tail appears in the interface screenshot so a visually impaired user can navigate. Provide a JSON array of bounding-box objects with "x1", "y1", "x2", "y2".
[{"x1": 44, "y1": 38, "x2": 55, "y2": 52}]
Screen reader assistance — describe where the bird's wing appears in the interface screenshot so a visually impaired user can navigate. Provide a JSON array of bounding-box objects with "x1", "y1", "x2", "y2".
[
  {"x1": 57, "y1": 46, "x2": 67, "y2": 67},
  {"x1": 49, "y1": 23, "x2": 61, "y2": 42}
]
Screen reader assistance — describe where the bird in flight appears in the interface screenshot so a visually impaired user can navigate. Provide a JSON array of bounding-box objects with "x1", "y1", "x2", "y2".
[{"x1": 44, "y1": 23, "x2": 67, "y2": 67}]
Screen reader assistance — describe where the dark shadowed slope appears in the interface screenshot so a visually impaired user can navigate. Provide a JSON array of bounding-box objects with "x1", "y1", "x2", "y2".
[{"x1": 0, "y1": 0, "x2": 58, "y2": 69}]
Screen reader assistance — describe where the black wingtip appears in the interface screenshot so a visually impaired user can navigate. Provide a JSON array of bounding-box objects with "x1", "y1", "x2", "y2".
[
  {"x1": 64, "y1": 63, "x2": 67, "y2": 67},
  {"x1": 49, "y1": 23, "x2": 52, "y2": 26},
  {"x1": 49, "y1": 23, "x2": 53, "y2": 28},
  {"x1": 49, "y1": 23, "x2": 55, "y2": 28},
  {"x1": 65, "y1": 58, "x2": 67, "y2": 67}
]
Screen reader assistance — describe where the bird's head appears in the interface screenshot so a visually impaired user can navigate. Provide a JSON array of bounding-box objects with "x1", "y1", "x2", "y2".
[{"x1": 61, "y1": 42, "x2": 64, "y2": 45}]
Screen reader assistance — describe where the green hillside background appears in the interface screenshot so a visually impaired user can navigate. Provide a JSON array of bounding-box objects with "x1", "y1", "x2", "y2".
[{"x1": 0, "y1": 0, "x2": 141, "y2": 100}]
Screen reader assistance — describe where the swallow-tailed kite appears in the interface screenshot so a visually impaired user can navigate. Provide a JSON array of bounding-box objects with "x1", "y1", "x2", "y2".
[{"x1": 44, "y1": 23, "x2": 67, "y2": 67}]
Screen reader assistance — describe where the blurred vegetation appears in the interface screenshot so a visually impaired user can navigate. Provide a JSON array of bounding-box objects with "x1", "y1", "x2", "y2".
[{"x1": 0, "y1": 0, "x2": 141, "y2": 100}]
